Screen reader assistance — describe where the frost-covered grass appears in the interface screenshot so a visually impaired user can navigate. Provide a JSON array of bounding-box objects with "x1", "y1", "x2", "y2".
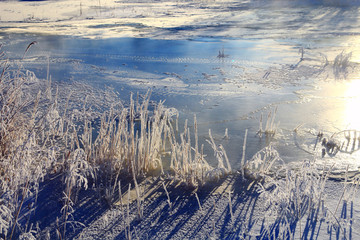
[
  {"x1": 333, "y1": 51, "x2": 352, "y2": 79},
  {"x1": 0, "y1": 45, "x2": 62, "y2": 239},
  {"x1": 0, "y1": 46, "x2": 234, "y2": 239},
  {"x1": 256, "y1": 107, "x2": 279, "y2": 140}
]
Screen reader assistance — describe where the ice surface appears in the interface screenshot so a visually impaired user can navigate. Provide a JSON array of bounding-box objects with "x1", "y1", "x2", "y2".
[{"x1": 2, "y1": 32, "x2": 360, "y2": 172}]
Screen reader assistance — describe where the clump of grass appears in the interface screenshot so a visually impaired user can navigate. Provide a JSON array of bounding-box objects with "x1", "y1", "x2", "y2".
[
  {"x1": 256, "y1": 107, "x2": 279, "y2": 140},
  {"x1": 61, "y1": 148, "x2": 94, "y2": 238},
  {"x1": 0, "y1": 45, "x2": 57, "y2": 239},
  {"x1": 169, "y1": 116, "x2": 231, "y2": 188},
  {"x1": 205, "y1": 129, "x2": 232, "y2": 182},
  {"x1": 79, "y1": 90, "x2": 178, "y2": 204},
  {"x1": 217, "y1": 47, "x2": 228, "y2": 59},
  {"x1": 0, "y1": 45, "x2": 112, "y2": 238},
  {"x1": 333, "y1": 51, "x2": 352, "y2": 79},
  {"x1": 256, "y1": 160, "x2": 333, "y2": 239},
  {"x1": 244, "y1": 145, "x2": 283, "y2": 182},
  {"x1": 243, "y1": 144, "x2": 356, "y2": 240}
]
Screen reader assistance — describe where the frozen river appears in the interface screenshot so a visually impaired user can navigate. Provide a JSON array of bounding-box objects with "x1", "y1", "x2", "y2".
[{"x1": 1, "y1": 0, "x2": 360, "y2": 173}]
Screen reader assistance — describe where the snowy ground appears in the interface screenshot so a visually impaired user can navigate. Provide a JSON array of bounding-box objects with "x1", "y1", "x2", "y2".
[
  {"x1": 30, "y1": 170, "x2": 360, "y2": 239},
  {"x1": 2, "y1": 0, "x2": 360, "y2": 239}
]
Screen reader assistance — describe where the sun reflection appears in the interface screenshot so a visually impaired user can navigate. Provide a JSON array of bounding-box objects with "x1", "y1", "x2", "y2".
[{"x1": 343, "y1": 79, "x2": 360, "y2": 130}]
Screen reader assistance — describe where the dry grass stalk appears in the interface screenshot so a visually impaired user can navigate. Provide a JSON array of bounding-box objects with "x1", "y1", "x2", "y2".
[
  {"x1": 228, "y1": 191, "x2": 234, "y2": 223},
  {"x1": 241, "y1": 129, "x2": 248, "y2": 178},
  {"x1": 162, "y1": 181, "x2": 171, "y2": 209},
  {"x1": 195, "y1": 192, "x2": 202, "y2": 212}
]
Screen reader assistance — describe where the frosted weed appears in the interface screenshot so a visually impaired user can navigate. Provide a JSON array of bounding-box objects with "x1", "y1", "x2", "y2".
[
  {"x1": 256, "y1": 107, "x2": 279, "y2": 140},
  {"x1": 244, "y1": 145, "x2": 283, "y2": 183},
  {"x1": 333, "y1": 51, "x2": 352, "y2": 79}
]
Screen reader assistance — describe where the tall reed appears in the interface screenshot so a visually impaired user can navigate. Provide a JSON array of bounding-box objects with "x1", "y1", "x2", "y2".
[{"x1": 0, "y1": 45, "x2": 60, "y2": 239}]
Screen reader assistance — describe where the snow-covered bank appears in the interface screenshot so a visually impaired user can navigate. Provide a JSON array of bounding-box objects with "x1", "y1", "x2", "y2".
[
  {"x1": 31, "y1": 170, "x2": 360, "y2": 239},
  {"x1": 1, "y1": 0, "x2": 360, "y2": 40}
]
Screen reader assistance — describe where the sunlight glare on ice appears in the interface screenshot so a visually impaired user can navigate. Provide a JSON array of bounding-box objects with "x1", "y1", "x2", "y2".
[{"x1": 343, "y1": 79, "x2": 360, "y2": 130}]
